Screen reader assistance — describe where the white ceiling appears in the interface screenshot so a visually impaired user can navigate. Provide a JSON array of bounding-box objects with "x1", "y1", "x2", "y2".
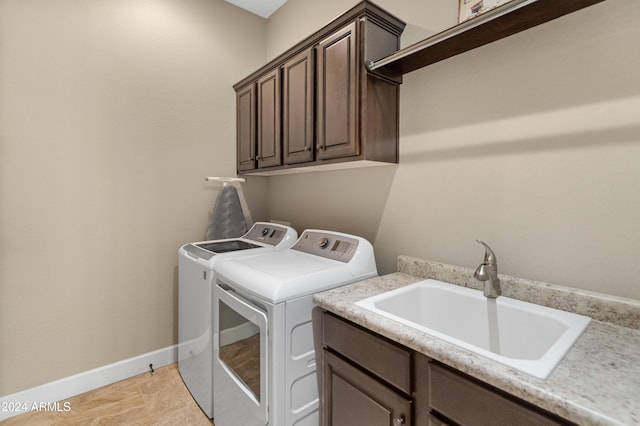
[{"x1": 224, "y1": 0, "x2": 288, "y2": 18}]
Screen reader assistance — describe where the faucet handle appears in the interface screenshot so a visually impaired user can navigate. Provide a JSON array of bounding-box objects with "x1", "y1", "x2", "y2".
[{"x1": 476, "y1": 239, "x2": 497, "y2": 265}]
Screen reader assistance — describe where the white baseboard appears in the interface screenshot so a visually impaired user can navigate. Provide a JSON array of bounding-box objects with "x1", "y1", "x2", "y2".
[{"x1": 0, "y1": 345, "x2": 178, "y2": 421}]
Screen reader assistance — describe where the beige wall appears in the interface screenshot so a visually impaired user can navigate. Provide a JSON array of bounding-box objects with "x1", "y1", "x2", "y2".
[
  {"x1": 0, "y1": 0, "x2": 267, "y2": 395},
  {"x1": 265, "y1": 0, "x2": 456, "y2": 60},
  {"x1": 2, "y1": 0, "x2": 638, "y2": 400},
  {"x1": 265, "y1": 0, "x2": 640, "y2": 300}
]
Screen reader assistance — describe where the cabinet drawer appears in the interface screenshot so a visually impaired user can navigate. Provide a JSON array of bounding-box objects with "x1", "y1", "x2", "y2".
[
  {"x1": 429, "y1": 363, "x2": 570, "y2": 426},
  {"x1": 323, "y1": 313, "x2": 412, "y2": 394}
]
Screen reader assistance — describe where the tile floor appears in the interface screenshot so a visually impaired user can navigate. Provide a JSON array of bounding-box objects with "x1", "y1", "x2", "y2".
[{"x1": 0, "y1": 364, "x2": 213, "y2": 425}]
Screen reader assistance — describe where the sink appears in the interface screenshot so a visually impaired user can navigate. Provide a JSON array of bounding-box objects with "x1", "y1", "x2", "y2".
[{"x1": 355, "y1": 279, "x2": 591, "y2": 379}]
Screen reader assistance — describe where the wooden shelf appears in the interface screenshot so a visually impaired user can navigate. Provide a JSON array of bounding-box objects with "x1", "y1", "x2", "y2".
[{"x1": 367, "y1": 0, "x2": 606, "y2": 79}]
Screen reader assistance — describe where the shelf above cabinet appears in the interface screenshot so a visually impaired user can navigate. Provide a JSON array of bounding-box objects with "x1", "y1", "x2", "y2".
[{"x1": 367, "y1": 0, "x2": 606, "y2": 78}]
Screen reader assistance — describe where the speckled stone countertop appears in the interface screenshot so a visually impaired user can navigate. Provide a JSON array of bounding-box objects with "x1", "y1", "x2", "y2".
[{"x1": 313, "y1": 256, "x2": 640, "y2": 426}]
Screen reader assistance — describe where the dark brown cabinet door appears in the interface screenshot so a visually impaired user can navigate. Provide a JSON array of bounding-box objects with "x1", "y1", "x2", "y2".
[
  {"x1": 316, "y1": 21, "x2": 358, "y2": 161},
  {"x1": 323, "y1": 349, "x2": 412, "y2": 426},
  {"x1": 283, "y1": 48, "x2": 314, "y2": 165},
  {"x1": 236, "y1": 83, "x2": 256, "y2": 172},
  {"x1": 257, "y1": 68, "x2": 282, "y2": 168}
]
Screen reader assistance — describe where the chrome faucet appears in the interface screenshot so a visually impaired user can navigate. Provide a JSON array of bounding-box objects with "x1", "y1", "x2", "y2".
[{"x1": 474, "y1": 240, "x2": 501, "y2": 298}]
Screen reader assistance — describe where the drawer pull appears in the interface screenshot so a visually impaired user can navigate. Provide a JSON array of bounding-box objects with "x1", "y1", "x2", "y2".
[{"x1": 393, "y1": 415, "x2": 406, "y2": 425}]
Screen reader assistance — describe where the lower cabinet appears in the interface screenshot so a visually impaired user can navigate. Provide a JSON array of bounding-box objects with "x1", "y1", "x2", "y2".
[
  {"x1": 318, "y1": 311, "x2": 572, "y2": 426},
  {"x1": 323, "y1": 350, "x2": 411, "y2": 426},
  {"x1": 427, "y1": 362, "x2": 566, "y2": 426}
]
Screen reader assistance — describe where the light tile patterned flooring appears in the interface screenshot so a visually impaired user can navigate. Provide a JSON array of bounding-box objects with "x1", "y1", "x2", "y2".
[{"x1": 1, "y1": 364, "x2": 213, "y2": 425}]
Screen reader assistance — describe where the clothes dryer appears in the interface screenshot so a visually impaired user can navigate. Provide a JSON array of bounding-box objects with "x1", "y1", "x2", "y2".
[
  {"x1": 212, "y1": 229, "x2": 377, "y2": 426},
  {"x1": 178, "y1": 222, "x2": 297, "y2": 418}
]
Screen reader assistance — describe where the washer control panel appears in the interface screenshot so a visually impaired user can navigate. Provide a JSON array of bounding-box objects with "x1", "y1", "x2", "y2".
[
  {"x1": 244, "y1": 222, "x2": 291, "y2": 246},
  {"x1": 292, "y1": 231, "x2": 360, "y2": 263}
]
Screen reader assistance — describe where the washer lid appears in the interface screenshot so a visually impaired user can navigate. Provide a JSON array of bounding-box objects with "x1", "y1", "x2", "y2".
[
  {"x1": 195, "y1": 240, "x2": 261, "y2": 253},
  {"x1": 179, "y1": 222, "x2": 298, "y2": 263},
  {"x1": 182, "y1": 239, "x2": 264, "y2": 261}
]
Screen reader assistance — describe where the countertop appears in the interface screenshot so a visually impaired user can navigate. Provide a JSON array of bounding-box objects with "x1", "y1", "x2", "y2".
[{"x1": 313, "y1": 257, "x2": 640, "y2": 425}]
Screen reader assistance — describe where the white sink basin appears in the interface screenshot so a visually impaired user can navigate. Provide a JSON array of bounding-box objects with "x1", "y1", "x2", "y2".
[{"x1": 355, "y1": 279, "x2": 591, "y2": 379}]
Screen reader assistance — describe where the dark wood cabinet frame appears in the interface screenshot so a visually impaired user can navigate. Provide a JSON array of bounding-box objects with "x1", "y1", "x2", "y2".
[{"x1": 233, "y1": 1, "x2": 405, "y2": 175}]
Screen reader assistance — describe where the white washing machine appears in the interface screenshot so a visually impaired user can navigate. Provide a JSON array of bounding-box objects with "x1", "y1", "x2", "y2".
[
  {"x1": 178, "y1": 222, "x2": 297, "y2": 418},
  {"x1": 212, "y1": 229, "x2": 377, "y2": 426}
]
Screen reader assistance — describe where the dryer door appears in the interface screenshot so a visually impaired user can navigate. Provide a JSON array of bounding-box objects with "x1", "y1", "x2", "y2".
[{"x1": 214, "y1": 284, "x2": 268, "y2": 426}]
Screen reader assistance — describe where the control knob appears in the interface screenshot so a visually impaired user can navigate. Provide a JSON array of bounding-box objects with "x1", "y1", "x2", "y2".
[{"x1": 318, "y1": 237, "x2": 330, "y2": 249}]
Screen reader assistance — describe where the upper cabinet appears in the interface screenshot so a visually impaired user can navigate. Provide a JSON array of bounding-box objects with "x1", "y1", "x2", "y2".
[
  {"x1": 282, "y1": 48, "x2": 314, "y2": 165},
  {"x1": 234, "y1": 1, "x2": 405, "y2": 176},
  {"x1": 316, "y1": 22, "x2": 358, "y2": 161},
  {"x1": 236, "y1": 83, "x2": 256, "y2": 172},
  {"x1": 256, "y1": 68, "x2": 281, "y2": 169}
]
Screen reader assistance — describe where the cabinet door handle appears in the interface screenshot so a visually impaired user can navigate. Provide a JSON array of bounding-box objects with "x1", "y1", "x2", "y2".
[
  {"x1": 316, "y1": 144, "x2": 325, "y2": 151},
  {"x1": 393, "y1": 416, "x2": 405, "y2": 425}
]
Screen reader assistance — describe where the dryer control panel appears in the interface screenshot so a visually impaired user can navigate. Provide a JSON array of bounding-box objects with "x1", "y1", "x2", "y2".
[{"x1": 292, "y1": 230, "x2": 359, "y2": 263}]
